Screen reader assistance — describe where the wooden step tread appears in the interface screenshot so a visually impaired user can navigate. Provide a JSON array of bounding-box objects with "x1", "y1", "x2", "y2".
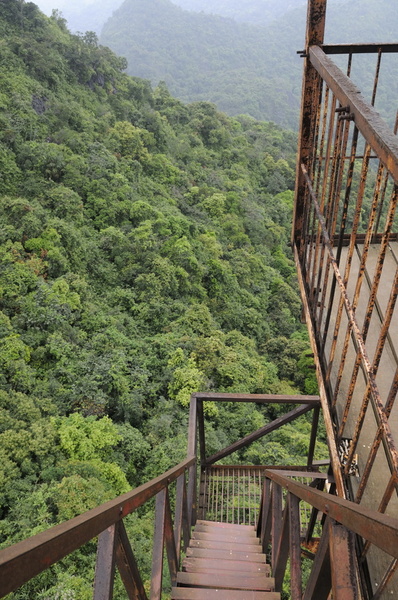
[
  {"x1": 196, "y1": 523, "x2": 256, "y2": 536},
  {"x1": 186, "y1": 547, "x2": 266, "y2": 562},
  {"x1": 191, "y1": 531, "x2": 260, "y2": 544},
  {"x1": 171, "y1": 589, "x2": 280, "y2": 599},
  {"x1": 196, "y1": 520, "x2": 256, "y2": 531},
  {"x1": 189, "y1": 538, "x2": 262, "y2": 554},
  {"x1": 183, "y1": 557, "x2": 270, "y2": 574},
  {"x1": 176, "y1": 572, "x2": 275, "y2": 591},
  {"x1": 189, "y1": 539, "x2": 263, "y2": 553}
]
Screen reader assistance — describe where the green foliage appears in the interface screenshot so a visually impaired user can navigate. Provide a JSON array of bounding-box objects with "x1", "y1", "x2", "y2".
[{"x1": 0, "y1": 3, "x2": 321, "y2": 596}]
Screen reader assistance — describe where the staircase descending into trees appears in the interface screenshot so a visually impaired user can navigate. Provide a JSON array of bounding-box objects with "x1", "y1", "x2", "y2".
[{"x1": 1, "y1": 0, "x2": 398, "y2": 598}]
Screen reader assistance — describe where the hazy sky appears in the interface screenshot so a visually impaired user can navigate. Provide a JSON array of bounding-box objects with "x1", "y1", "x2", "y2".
[{"x1": 34, "y1": 0, "x2": 101, "y2": 16}]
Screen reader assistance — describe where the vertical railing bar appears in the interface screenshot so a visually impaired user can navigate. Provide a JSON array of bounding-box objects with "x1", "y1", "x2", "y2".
[
  {"x1": 174, "y1": 473, "x2": 184, "y2": 561},
  {"x1": 274, "y1": 497, "x2": 291, "y2": 591},
  {"x1": 346, "y1": 52, "x2": 353, "y2": 77},
  {"x1": 248, "y1": 467, "x2": 251, "y2": 526},
  {"x1": 329, "y1": 519, "x2": 359, "y2": 599},
  {"x1": 271, "y1": 484, "x2": 282, "y2": 572},
  {"x1": 323, "y1": 125, "x2": 360, "y2": 352},
  {"x1": 221, "y1": 465, "x2": 224, "y2": 522},
  {"x1": 325, "y1": 126, "x2": 363, "y2": 385},
  {"x1": 215, "y1": 467, "x2": 219, "y2": 522},
  {"x1": 343, "y1": 264, "x2": 398, "y2": 473},
  {"x1": 93, "y1": 524, "x2": 118, "y2": 600},
  {"x1": 330, "y1": 142, "x2": 372, "y2": 407},
  {"x1": 302, "y1": 519, "x2": 331, "y2": 600},
  {"x1": 164, "y1": 488, "x2": 178, "y2": 587},
  {"x1": 236, "y1": 467, "x2": 238, "y2": 525},
  {"x1": 290, "y1": 494, "x2": 302, "y2": 600},
  {"x1": 197, "y1": 399, "x2": 206, "y2": 467},
  {"x1": 371, "y1": 48, "x2": 382, "y2": 107},
  {"x1": 314, "y1": 97, "x2": 343, "y2": 323},
  {"x1": 309, "y1": 93, "x2": 338, "y2": 317},
  {"x1": 317, "y1": 115, "x2": 352, "y2": 339},
  {"x1": 307, "y1": 406, "x2": 320, "y2": 467},
  {"x1": 341, "y1": 237, "x2": 398, "y2": 473},
  {"x1": 181, "y1": 472, "x2": 190, "y2": 551},
  {"x1": 293, "y1": 0, "x2": 327, "y2": 261},
  {"x1": 305, "y1": 479, "x2": 325, "y2": 543},
  {"x1": 260, "y1": 479, "x2": 272, "y2": 552},
  {"x1": 373, "y1": 169, "x2": 390, "y2": 238},
  {"x1": 307, "y1": 83, "x2": 329, "y2": 281},
  {"x1": 338, "y1": 161, "x2": 392, "y2": 440},
  {"x1": 187, "y1": 396, "x2": 197, "y2": 529},
  {"x1": 116, "y1": 520, "x2": 148, "y2": 600},
  {"x1": 150, "y1": 489, "x2": 167, "y2": 600}
]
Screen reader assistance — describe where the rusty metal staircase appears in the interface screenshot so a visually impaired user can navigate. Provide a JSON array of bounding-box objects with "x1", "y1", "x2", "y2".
[
  {"x1": 172, "y1": 520, "x2": 279, "y2": 600},
  {"x1": 1, "y1": 0, "x2": 398, "y2": 598}
]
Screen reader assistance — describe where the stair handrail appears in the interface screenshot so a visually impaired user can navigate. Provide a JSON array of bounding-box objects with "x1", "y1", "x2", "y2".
[
  {"x1": 257, "y1": 469, "x2": 398, "y2": 599},
  {"x1": 0, "y1": 456, "x2": 195, "y2": 599}
]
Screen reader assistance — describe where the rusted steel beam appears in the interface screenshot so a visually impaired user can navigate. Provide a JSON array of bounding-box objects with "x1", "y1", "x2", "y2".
[
  {"x1": 293, "y1": 241, "x2": 346, "y2": 498},
  {"x1": 322, "y1": 43, "x2": 398, "y2": 55},
  {"x1": 265, "y1": 470, "x2": 398, "y2": 559},
  {"x1": 192, "y1": 392, "x2": 320, "y2": 404},
  {"x1": 93, "y1": 524, "x2": 117, "y2": 600},
  {"x1": 293, "y1": 0, "x2": 327, "y2": 248},
  {"x1": 0, "y1": 456, "x2": 194, "y2": 598},
  {"x1": 289, "y1": 494, "x2": 302, "y2": 600},
  {"x1": 303, "y1": 522, "x2": 331, "y2": 600},
  {"x1": 205, "y1": 403, "x2": 316, "y2": 466},
  {"x1": 309, "y1": 46, "x2": 398, "y2": 182},
  {"x1": 328, "y1": 520, "x2": 359, "y2": 600},
  {"x1": 116, "y1": 521, "x2": 148, "y2": 600}
]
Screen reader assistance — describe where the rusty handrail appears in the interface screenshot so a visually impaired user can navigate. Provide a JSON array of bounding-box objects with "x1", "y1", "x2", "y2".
[
  {"x1": 264, "y1": 469, "x2": 398, "y2": 559},
  {"x1": 309, "y1": 45, "x2": 398, "y2": 183},
  {"x1": 0, "y1": 456, "x2": 195, "y2": 598},
  {"x1": 257, "y1": 470, "x2": 398, "y2": 599}
]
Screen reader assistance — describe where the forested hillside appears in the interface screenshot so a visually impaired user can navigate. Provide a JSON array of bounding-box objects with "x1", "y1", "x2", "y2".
[
  {"x1": 100, "y1": 0, "x2": 303, "y2": 128},
  {"x1": 0, "y1": 1, "x2": 325, "y2": 597},
  {"x1": 101, "y1": 0, "x2": 398, "y2": 128}
]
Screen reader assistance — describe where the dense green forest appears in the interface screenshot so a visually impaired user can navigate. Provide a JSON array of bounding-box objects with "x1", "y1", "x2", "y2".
[
  {"x1": 100, "y1": 0, "x2": 398, "y2": 129},
  {"x1": 0, "y1": 1, "x2": 328, "y2": 597}
]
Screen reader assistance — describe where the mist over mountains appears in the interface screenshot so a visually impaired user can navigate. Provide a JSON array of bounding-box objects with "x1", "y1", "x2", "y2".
[
  {"x1": 33, "y1": 0, "x2": 398, "y2": 128},
  {"x1": 100, "y1": 0, "x2": 398, "y2": 128}
]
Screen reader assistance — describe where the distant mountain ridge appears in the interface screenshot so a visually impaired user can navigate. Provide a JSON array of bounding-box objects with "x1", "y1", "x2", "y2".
[{"x1": 100, "y1": 0, "x2": 398, "y2": 129}]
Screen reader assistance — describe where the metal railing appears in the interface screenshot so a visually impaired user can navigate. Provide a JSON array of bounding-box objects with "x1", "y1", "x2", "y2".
[
  {"x1": 0, "y1": 453, "x2": 195, "y2": 600},
  {"x1": 257, "y1": 469, "x2": 398, "y2": 600},
  {"x1": 293, "y1": 1, "x2": 398, "y2": 596}
]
